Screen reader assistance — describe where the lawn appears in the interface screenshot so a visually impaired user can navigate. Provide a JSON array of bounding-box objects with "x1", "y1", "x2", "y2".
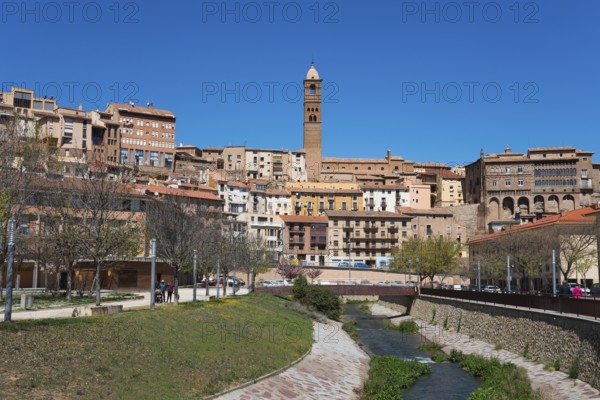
[{"x1": 0, "y1": 293, "x2": 313, "y2": 399}]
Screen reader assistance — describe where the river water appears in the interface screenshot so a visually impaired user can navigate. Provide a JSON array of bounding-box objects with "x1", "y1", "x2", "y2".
[{"x1": 344, "y1": 304, "x2": 480, "y2": 400}]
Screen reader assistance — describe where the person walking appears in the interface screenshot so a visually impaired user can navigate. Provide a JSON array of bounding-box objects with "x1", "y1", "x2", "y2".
[
  {"x1": 159, "y1": 280, "x2": 166, "y2": 303},
  {"x1": 166, "y1": 281, "x2": 174, "y2": 303},
  {"x1": 572, "y1": 283, "x2": 583, "y2": 299}
]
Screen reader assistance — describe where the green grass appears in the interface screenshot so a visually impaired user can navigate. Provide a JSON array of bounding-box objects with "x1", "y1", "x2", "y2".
[
  {"x1": 342, "y1": 319, "x2": 359, "y2": 339},
  {"x1": 0, "y1": 293, "x2": 313, "y2": 399},
  {"x1": 361, "y1": 355, "x2": 430, "y2": 399},
  {"x1": 384, "y1": 319, "x2": 419, "y2": 333},
  {"x1": 418, "y1": 342, "x2": 442, "y2": 352},
  {"x1": 449, "y1": 350, "x2": 541, "y2": 400}
]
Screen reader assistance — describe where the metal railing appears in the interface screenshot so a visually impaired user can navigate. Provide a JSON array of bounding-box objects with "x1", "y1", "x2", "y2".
[{"x1": 420, "y1": 288, "x2": 600, "y2": 320}]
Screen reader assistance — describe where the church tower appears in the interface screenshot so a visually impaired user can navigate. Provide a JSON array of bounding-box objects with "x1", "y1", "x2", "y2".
[{"x1": 303, "y1": 62, "x2": 322, "y2": 181}]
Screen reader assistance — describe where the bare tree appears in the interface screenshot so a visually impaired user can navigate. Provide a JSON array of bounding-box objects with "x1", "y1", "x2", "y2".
[
  {"x1": 553, "y1": 225, "x2": 598, "y2": 282},
  {"x1": 67, "y1": 174, "x2": 143, "y2": 306},
  {"x1": 305, "y1": 267, "x2": 323, "y2": 283},
  {"x1": 0, "y1": 115, "x2": 50, "y2": 300},
  {"x1": 146, "y1": 194, "x2": 202, "y2": 304}
]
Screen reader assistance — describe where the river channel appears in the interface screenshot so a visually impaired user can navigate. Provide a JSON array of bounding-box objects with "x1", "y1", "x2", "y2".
[{"x1": 344, "y1": 304, "x2": 480, "y2": 399}]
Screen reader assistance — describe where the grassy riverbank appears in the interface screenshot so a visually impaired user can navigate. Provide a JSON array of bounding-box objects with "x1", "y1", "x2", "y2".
[{"x1": 0, "y1": 293, "x2": 313, "y2": 399}]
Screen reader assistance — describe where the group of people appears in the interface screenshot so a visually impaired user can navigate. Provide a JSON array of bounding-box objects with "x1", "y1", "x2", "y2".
[{"x1": 155, "y1": 279, "x2": 174, "y2": 303}]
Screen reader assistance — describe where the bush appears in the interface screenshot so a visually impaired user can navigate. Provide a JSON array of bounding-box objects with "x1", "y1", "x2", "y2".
[
  {"x1": 342, "y1": 320, "x2": 359, "y2": 338},
  {"x1": 362, "y1": 356, "x2": 430, "y2": 399},
  {"x1": 292, "y1": 274, "x2": 308, "y2": 301},
  {"x1": 385, "y1": 320, "x2": 419, "y2": 333},
  {"x1": 303, "y1": 285, "x2": 342, "y2": 320},
  {"x1": 568, "y1": 357, "x2": 580, "y2": 379}
]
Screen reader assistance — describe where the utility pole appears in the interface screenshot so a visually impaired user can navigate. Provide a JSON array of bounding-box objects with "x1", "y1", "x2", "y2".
[
  {"x1": 506, "y1": 255, "x2": 511, "y2": 293},
  {"x1": 552, "y1": 249, "x2": 556, "y2": 297},
  {"x1": 477, "y1": 259, "x2": 481, "y2": 291}
]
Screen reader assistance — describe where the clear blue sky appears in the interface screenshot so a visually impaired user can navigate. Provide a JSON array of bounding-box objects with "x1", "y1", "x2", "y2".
[{"x1": 3, "y1": 0, "x2": 599, "y2": 167}]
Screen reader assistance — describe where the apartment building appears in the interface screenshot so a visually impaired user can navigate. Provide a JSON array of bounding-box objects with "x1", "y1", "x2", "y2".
[
  {"x1": 107, "y1": 102, "x2": 176, "y2": 171},
  {"x1": 90, "y1": 110, "x2": 121, "y2": 165},
  {"x1": 249, "y1": 180, "x2": 292, "y2": 215},
  {"x1": 236, "y1": 213, "x2": 284, "y2": 262},
  {"x1": 325, "y1": 210, "x2": 412, "y2": 267},
  {"x1": 280, "y1": 215, "x2": 328, "y2": 266},
  {"x1": 397, "y1": 207, "x2": 467, "y2": 248},
  {"x1": 465, "y1": 146, "x2": 598, "y2": 231},
  {"x1": 415, "y1": 163, "x2": 465, "y2": 207},
  {"x1": 321, "y1": 150, "x2": 416, "y2": 181},
  {"x1": 361, "y1": 184, "x2": 410, "y2": 211},
  {"x1": 286, "y1": 181, "x2": 363, "y2": 216},
  {"x1": 0, "y1": 87, "x2": 57, "y2": 139},
  {"x1": 218, "y1": 180, "x2": 250, "y2": 215}
]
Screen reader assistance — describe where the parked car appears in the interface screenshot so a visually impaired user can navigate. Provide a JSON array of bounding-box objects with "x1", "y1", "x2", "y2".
[
  {"x1": 338, "y1": 261, "x2": 352, "y2": 267},
  {"x1": 482, "y1": 285, "x2": 502, "y2": 293},
  {"x1": 439, "y1": 283, "x2": 451, "y2": 290},
  {"x1": 591, "y1": 283, "x2": 600, "y2": 297},
  {"x1": 227, "y1": 276, "x2": 245, "y2": 287},
  {"x1": 468, "y1": 284, "x2": 480, "y2": 291},
  {"x1": 354, "y1": 262, "x2": 370, "y2": 268},
  {"x1": 452, "y1": 284, "x2": 462, "y2": 291}
]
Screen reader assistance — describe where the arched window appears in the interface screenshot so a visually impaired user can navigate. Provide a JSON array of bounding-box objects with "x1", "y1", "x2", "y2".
[{"x1": 310, "y1": 84, "x2": 316, "y2": 95}]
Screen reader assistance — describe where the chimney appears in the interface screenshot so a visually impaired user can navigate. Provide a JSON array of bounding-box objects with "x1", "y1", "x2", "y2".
[
  {"x1": 78, "y1": 104, "x2": 83, "y2": 111},
  {"x1": 147, "y1": 102, "x2": 154, "y2": 109}
]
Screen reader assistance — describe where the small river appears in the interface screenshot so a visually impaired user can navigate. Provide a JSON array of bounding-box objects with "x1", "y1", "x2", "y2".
[{"x1": 344, "y1": 304, "x2": 480, "y2": 399}]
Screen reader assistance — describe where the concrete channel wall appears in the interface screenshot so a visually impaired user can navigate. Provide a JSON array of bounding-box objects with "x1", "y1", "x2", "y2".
[{"x1": 406, "y1": 295, "x2": 600, "y2": 389}]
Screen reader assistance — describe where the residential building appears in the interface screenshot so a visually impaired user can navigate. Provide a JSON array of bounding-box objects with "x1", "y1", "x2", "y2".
[
  {"x1": 280, "y1": 215, "x2": 328, "y2": 266},
  {"x1": 321, "y1": 149, "x2": 417, "y2": 182},
  {"x1": 361, "y1": 184, "x2": 410, "y2": 211},
  {"x1": 465, "y1": 146, "x2": 598, "y2": 232},
  {"x1": 218, "y1": 180, "x2": 250, "y2": 215},
  {"x1": 325, "y1": 210, "x2": 412, "y2": 267},
  {"x1": 90, "y1": 110, "x2": 122, "y2": 165},
  {"x1": 236, "y1": 213, "x2": 284, "y2": 263},
  {"x1": 249, "y1": 180, "x2": 292, "y2": 215},
  {"x1": 107, "y1": 102, "x2": 176, "y2": 171},
  {"x1": 414, "y1": 163, "x2": 465, "y2": 207},
  {"x1": 286, "y1": 181, "x2": 363, "y2": 216},
  {"x1": 396, "y1": 207, "x2": 468, "y2": 251}
]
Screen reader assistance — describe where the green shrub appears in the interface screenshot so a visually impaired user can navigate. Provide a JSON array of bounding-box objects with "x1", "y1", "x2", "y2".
[
  {"x1": 522, "y1": 342, "x2": 531, "y2": 360},
  {"x1": 568, "y1": 357, "x2": 580, "y2": 379},
  {"x1": 362, "y1": 356, "x2": 430, "y2": 399},
  {"x1": 494, "y1": 343, "x2": 504, "y2": 351},
  {"x1": 418, "y1": 342, "x2": 442, "y2": 352},
  {"x1": 553, "y1": 358, "x2": 561, "y2": 371},
  {"x1": 430, "y1": 307, "x2": 437, "y2": 323},
  {"x1": 292, "y1": 274, "x2": 308, "y2": 301},
  {"x1": 342, "y1": 320, "x2": 359, "y2": 339},
  {"x1": 385, "y1": 320, "x2": 418, "y2": 333},
  {"x1": 443, "y1": 315, "x2": 449, "y2": 330},
  {"x1": 303, "y1": 285, "x2": 342, "y2": 320},
  {"x1": 430, "y1": 352, "x2": 449, "y2": 363}
]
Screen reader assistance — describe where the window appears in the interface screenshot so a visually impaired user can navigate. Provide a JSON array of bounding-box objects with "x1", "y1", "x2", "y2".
[
  {"x1": 517, "y1": 166, "x2": 524, "y2": 173},
  {"x1": 582, "y1": 169, "x2": 588, "y2": 178},
  {"x1": 517, "y1": 180, "x2": 524, "y2": 186},
  {"x1": 505, "y1": 180, "x2": 511, "y2": 186}
]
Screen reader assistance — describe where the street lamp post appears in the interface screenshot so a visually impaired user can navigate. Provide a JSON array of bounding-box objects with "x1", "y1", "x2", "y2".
[
  {"x1": 347, "y1": 238, "x2": 352, "y2": 283},
  {"x1": 506, "y1": 255, "x2": 511, "y2": 293},
  {"x1": 150, "y1": 238, "x2": 156, "y2": 310},
  {"x1": 477, "y1": 259, "x2": 481, "y2": 291}
]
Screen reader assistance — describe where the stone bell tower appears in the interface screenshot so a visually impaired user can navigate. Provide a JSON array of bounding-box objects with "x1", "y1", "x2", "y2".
[{"x1": 303, "y1": 62, "x2": 322, "y2": 181}]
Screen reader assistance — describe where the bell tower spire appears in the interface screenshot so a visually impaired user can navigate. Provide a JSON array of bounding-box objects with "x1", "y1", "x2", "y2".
[{"x1": 303, "y1": 62, "x2": 322, "y2": 181}]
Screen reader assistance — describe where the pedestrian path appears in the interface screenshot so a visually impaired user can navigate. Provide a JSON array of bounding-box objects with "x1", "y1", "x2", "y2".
[
  {"x1": 214, "y1": 321, "x2": 370, "y2": 400},
  {"x1": 0, "y1": 287, "x2": 248, "y2": 321},
  {"x1": 370, "y1": 304, "x2": 600, "y2": 400}
]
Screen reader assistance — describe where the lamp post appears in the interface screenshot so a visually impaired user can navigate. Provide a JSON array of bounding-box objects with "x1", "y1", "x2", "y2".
[
  {"x1": 192, "y1": 249, "x2": 198, "y2": 302},
  {"x1": 4, "y1": 218, "x2": 16, "y2": 323},
  {"x1": 415, "y1": 257, "x2": 420, "y2": 287},
  {"x1": 150, "y1": 238, "x2": 156, "y2": 310},
  {"x1": 477, "y1": 259, "x2": 481, "y2": 291},
  {"x1": 347, "y1": 237, "x2": 352, "y2": 283}
]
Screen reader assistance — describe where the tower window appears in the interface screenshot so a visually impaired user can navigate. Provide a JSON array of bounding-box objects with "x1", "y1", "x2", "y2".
[{"x1": 310, "y1": 84, "x2": 316, "y2": 94}]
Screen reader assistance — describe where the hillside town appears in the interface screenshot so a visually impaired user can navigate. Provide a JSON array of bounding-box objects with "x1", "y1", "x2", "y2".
[{"x1": 1, "y1": 64, "x2": 599, "y2": 293}]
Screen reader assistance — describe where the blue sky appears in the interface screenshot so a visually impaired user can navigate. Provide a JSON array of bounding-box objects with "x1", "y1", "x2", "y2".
[{"x1": 3, "y1": 0, "x2": 599, "y2": 166}]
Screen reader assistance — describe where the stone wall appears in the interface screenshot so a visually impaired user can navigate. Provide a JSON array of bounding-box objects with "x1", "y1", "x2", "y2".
[{"x1": 410, "y1": 295, "x2": 600, "y2": 389}]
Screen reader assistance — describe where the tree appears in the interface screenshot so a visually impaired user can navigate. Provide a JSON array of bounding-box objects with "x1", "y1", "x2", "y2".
[
  {"x1": 305, "y1": 267, "x2": 323, "y2": 283},
  {"x1": 68, "y1": 174, "x2": 142, "y2": 306},
  {"x1": 391, "y1": 236, "x2": 463, "y2": 284},
  {"x1": 553, "y1": 225, "x2": 598, "y2": 282},
  {"x1": 0, "y1": 116, "x2": 50, "y2": 300},
  {"x1": 146, "y1": 194, "x2": 202, "y2": 304},
  {"x1": 574, "y1": 250, "x2": 597, "y2": 285},
  {"x1": 238, "y1": 233, "x2": 271, "y2": 290}
]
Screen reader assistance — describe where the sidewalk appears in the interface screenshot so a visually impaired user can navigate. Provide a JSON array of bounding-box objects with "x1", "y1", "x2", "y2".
[
  {"x1": 0, "y1": 287, "x2": 249, "y2": 321},
  {"x1": 214, "y1": 321, "x2": 370, "y2": 400},
  {"x1": 370, "y1": 304, "x2": 600, "y2": 400}
]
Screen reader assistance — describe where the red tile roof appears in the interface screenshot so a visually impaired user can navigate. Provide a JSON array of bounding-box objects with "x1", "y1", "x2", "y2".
[
  {"x1": 467, "y1": 206, "x2": 600, "y2": 245},
  {"x1": 136, "y1": 184, "x2": 223, "y2": 202},
  {"x1": 109, "y1": 103, "x2": 175, "y2": 118}
]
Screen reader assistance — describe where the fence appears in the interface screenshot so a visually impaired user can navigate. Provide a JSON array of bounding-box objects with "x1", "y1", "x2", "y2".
[{"x1": 420, "y1": 288, "x2": 600, "y2": 320}]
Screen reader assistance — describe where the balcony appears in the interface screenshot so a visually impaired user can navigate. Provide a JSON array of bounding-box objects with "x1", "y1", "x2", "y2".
[
  {"x1": 289, "y1": 227, "x2": 305, "y2": 233},
  {"x1": 580, "y1": 180, "x2": 593, "y2": 190},
  {"x1": 363, "y1": 225, "x2": 378, "y2": 232}
]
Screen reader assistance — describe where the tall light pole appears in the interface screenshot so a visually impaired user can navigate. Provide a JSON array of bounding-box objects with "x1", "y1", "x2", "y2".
[
  {"x1": 193, "y1": 249, "x2": 198, "y2": 302},
  {"x1": 552, "y1": 250, "x2": 556, "y2": 297},
  {"x1": 150, "y1": 238, "x2": 156, "y2": 310},
  {"x1": 4, "y1": 218, "x2": 16, "y2": 323},
  {"x1": 477, "y1": 259, "x2": 481, "y2": 291},
  {"x1": 506, "y1": 255, "x2": 511, "y2": 293},
  {"x1": 347, "y1": 237, "x2": 352, "y2": 283}
]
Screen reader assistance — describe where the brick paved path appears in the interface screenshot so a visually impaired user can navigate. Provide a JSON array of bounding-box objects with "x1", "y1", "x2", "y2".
[{"x1": 215, "y1": 321, "x2": 370, "y2": 400}]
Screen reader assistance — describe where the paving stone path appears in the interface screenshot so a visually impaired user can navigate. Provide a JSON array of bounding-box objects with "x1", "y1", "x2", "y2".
[
  {"x1": 371, "y1": 303, "x2": 600, "y2": 400},
  {"x1": 215, "y1": 321, "x2": 370, "y2": 400}
]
